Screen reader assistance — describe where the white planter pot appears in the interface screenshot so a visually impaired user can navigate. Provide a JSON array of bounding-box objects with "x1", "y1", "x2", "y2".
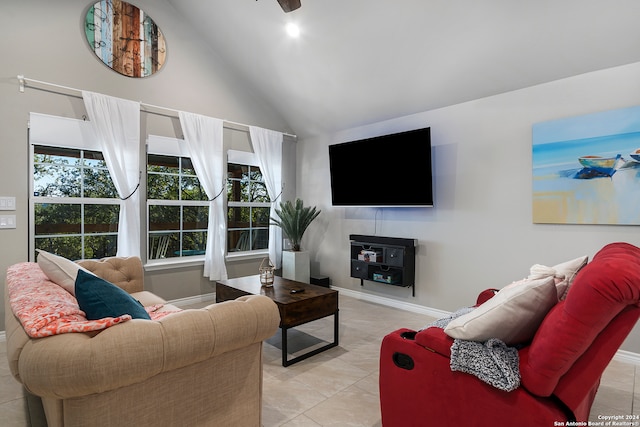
[{"x1": 282, "y1": 250, "x2": 310, "y2": 283}]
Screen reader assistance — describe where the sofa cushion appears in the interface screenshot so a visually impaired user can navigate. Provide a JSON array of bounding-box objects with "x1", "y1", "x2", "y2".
[
  {"x1": 77, "y1": 256, "x2": 145, "y2": 294},
  {"x1": 444, "y1": 276, "x2": 557, "y2": 345},
  {"x1": 36, "y1": 249, "x2": 94, "y2": 296},
  {"x1": 75, "y1": 270, "x2": 151, "y2": 320}
]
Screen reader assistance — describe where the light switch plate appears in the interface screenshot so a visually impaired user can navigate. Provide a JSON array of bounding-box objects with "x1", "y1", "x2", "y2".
[
  {"x1": 0, "y1": 215, "x2": 16, "y2": 229},
  {"x1": 0, "y1": 197, "x2": 16, "y2": 211}
]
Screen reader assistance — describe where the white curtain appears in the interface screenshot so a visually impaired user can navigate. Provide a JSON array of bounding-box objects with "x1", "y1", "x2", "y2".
[
  {"x1": 249, "y1": 126, "x2": 284, "y2": 269},
  {"x1": 82, "y1": 91, "x2": 141, "y2": 257},
  {"x1": 179, "y1": 111, "x2": 228, "y2": 280}
]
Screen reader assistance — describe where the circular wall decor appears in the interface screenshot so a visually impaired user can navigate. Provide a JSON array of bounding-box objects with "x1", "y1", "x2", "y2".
[{"x1": 84, "y1": 0, "x2": 166, "y2": 78}]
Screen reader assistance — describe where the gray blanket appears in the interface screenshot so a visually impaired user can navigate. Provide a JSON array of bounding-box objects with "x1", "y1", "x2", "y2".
[{"x1": 422, "y1": 308, "x2": 520, "y2": 392}]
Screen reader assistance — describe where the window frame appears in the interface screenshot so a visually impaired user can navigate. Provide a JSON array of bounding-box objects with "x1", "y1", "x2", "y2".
[
  {"x1": 28, "y1": 117, "x2": 275, "y2": 267},
  {"x1": 29, "y1": 113, "x2": 121, "y2": 261},
  {"x1": 146, "y1": 135, "x2": 209, "y2": 266},
  {"x1": 226, "y1": 149, "x2": 271, "y2": 260}
]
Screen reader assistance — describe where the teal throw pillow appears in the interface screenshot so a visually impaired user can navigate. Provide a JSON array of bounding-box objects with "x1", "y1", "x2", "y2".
[{"x1": 75, "y1": 270, "x2": 151, "y2": 320}]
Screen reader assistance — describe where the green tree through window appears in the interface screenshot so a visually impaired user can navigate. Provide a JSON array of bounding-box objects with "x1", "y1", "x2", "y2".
[
  {"x1": 147, "y1": 154, "x2": 208, "y2": 260},
  {"x1": 227, "y1": 163, "x2": 270, "y2": 253},
  {"x1": 33, "y1": 146, "x2": 119, "y2": 260},
  {"x1": 33, "y1": 143, "x2": 271, "y2": 262}
]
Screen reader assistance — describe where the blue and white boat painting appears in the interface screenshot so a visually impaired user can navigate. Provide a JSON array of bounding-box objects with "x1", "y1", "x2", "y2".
[
  {"x1": 532, "y1": 105, "x2": 640, "y2": 225},
  {"x1": 577, "y1": 154, "x2": 623, "y2": 178}
]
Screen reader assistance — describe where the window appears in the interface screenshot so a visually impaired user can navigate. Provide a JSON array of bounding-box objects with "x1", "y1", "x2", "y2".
[
  {"x1": 32, "y1": 145, "x2": 120, "y2": 260},
  {"x1": 226, "y1": 159, "x2": 270, "y2": 254},
  {"x1": 30, "y1": 118, "x2": 274, "y2": 265},
  {"x1": 147, "y1": 153, "x2": 208, "y2": 260}
]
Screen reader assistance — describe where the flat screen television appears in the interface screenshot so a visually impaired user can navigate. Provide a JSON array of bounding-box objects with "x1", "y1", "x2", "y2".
[{"x1": 328, "y1": 127, "x2": 433, "y2": 207}]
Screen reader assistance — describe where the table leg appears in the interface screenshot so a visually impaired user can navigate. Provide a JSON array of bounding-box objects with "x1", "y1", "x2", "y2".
[
  {"x1": 281, "y1": 311, "x2": 339, "y2": 367},
  {"x1": 281, "y1": 325, "x2": 289, "y2": 367}
]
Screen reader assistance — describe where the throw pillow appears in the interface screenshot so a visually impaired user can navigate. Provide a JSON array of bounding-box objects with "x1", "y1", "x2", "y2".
[
  {"x1": 552, "y1": 255, "x2": 588, "y2": 300},
  {"x1": 527, "y1": 255, "x2": 588, "y2": 301},
  {"x1": 37, "y1": 249, "x2": 94, "y2": 296},
  {"x1": 444, "y1": 276, "x2": 557, "y2": 345},
  {"x1": 528, "y1": 255, "x2": 589, "y2": 301},
  {"x1": 75, "y1": 270, "x2": 151, "y2": 320}
]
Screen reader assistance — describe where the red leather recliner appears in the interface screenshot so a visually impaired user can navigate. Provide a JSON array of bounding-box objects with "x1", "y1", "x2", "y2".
[{"x1": 379, "y1": 242, "x2": 640, "y2": 427}]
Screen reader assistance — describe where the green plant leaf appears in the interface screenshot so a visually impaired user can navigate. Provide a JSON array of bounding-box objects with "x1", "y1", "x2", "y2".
[{"x1": 270, "y1": 198, "x2": 321, "y2": 251}]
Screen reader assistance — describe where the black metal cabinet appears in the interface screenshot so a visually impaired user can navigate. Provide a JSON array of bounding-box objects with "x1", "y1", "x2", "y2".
[{"x1": 349, "y1": 234, "x2": 417, "y2": 296}]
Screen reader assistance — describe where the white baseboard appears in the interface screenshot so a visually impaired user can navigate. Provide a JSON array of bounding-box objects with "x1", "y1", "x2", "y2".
[
  {"x1": 613, "y1": 350, "x2": 640, "y2": 365},
  {"x1": 331, "y1": 285, "x2": 452, "y2": 319}
]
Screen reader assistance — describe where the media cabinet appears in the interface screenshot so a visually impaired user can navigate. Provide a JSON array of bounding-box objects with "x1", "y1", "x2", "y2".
[{"x1": 349, "y1": 234, "x2": 417, "y2": 296}]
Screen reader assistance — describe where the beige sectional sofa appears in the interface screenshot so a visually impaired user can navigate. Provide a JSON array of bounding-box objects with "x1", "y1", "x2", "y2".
[{"x1": 5, "y1": 256, "x2": 280, "y2": 427}]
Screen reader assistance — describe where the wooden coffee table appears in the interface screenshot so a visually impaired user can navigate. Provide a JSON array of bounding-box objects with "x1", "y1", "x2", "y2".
[{"x1": 216, "y1": 275, "x2": 339, "y2": 366}]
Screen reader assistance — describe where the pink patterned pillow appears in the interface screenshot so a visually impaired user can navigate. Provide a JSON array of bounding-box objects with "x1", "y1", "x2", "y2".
[{"x1": 8, "y1": 262, "x2": 131, "y2": 338}]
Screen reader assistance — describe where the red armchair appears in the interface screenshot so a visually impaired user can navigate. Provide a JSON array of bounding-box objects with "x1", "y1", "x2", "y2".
[{"x1": 379, "y1": 242, "x2": 640, "y2": 427}]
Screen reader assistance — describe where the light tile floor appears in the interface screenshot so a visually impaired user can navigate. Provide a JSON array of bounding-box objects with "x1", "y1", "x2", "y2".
[{"x1": 1, "y1": 294, "x2": 638, "y2": 426}]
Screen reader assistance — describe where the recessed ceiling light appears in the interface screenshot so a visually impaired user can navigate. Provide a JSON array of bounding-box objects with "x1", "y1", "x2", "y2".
[{"x1": 286, "y1": 23, "x2": 300, "y2": 38}]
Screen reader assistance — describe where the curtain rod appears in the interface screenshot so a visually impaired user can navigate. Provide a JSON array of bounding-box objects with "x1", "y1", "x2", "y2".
[{"x1": 17, "y1": 75, "x2": 297, "y2": 140}]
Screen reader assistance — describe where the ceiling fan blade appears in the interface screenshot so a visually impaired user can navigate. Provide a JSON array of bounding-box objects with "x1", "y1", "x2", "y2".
[{"x1": 277, "y1": 0, "x2": 301, "y2": 13}]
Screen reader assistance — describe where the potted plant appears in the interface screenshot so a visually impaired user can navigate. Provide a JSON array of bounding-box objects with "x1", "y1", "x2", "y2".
[
  {"x1": 271, "y1": 198, "x2": 321, "y2": 282},
  {"x1": 271, "y1": 198, "x2": 321, "y2": 251}
]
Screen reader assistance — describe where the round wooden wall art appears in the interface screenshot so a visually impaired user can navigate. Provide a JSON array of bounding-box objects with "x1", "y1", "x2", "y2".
[{"x1": 84, "y1": 0, "x2": 167, "y2": 78}]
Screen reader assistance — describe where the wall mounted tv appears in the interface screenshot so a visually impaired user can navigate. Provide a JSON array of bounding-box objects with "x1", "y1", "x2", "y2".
[{"x1": 328, "y1": 127, "x2": 433, "y2": 207}]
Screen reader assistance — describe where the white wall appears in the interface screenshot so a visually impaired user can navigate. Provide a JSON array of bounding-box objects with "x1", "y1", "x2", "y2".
[
  {"x1": 298, "y1": 62, "x2": 640, "y2": 352},
  {"x1": 0, "y1": 0, "x2": 293, "y2": 330}
]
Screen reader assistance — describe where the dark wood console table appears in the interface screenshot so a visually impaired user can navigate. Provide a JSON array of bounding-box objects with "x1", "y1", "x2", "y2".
[{"x1": 215, "y1": 275, "x2": 339, "y2": 367}]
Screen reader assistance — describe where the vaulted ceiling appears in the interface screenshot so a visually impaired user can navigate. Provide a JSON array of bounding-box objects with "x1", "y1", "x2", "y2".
[{"x1": 167, "y1": 0, "x2": 640, "y2": 137}]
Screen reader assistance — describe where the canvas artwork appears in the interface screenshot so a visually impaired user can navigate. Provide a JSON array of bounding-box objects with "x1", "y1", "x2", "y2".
[
  {"x1": 84, "y1": 0, "x2": 166, "y2": 78},
  {"x1": 532, "y1": 105, "x2": 640, "y2": 225}
]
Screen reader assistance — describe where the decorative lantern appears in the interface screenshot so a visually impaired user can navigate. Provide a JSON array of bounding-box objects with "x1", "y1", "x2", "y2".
[{"x1": 259, "y1": 258, "x2": 275, "y2": 287}]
